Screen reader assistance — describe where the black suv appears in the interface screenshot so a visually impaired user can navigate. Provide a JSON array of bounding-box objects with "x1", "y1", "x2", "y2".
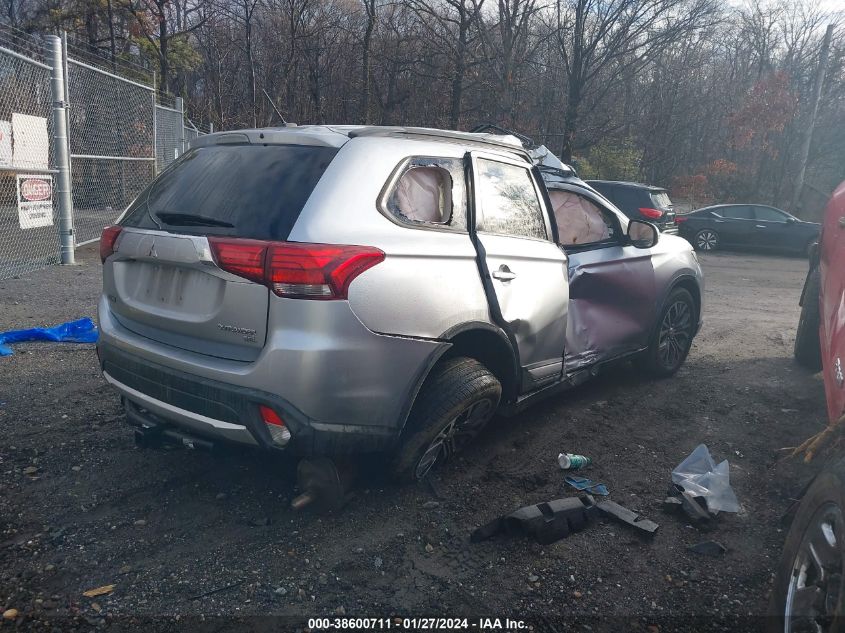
[{"x1": 586, "y1": 180, "x2": 676, "y2": 232}]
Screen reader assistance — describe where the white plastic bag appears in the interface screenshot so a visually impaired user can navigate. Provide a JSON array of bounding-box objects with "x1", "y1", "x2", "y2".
[{"x1": 671, "y1": 444, "x2": 740, "y2": 513}]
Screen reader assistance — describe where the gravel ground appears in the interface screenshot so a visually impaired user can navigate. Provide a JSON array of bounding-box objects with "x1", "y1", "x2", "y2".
[{"x1": 0, "y1": 246, "x2": 831, "y2": 632}]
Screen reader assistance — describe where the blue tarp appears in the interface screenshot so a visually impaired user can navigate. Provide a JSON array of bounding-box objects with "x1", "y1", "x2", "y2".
[{"x1": 0, "y1": 317, "x2": 99, "y2": 356}]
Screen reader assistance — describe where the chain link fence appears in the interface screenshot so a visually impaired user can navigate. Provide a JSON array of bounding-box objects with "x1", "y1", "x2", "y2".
[
  {"x1": 155, "y1": 103, "x2": 183, "y2": 173},
  {"x1": 0, "y1": 26, "x2": 209, "y2": 279},
  {"x1": 0, "y1": 39, "x2": 58, "y2": 279},
  {"x1": 67, "y1": 59, "x2": 156, "y2": 245}
]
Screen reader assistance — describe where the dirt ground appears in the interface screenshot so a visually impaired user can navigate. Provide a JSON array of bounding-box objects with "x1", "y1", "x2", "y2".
[{"x1": 0, "y1": 245, "x2": 831, "y2": 632}]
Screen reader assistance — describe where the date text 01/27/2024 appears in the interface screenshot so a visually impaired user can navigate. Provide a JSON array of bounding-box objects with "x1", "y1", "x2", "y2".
[{"x1": 307, "y1": 618, "x2": 529, "y2": 631}]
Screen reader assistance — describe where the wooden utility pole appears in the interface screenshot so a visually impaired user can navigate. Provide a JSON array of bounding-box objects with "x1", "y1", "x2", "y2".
[{"x1": 791, "y1": 24, "x2": 834, "y2": 215}]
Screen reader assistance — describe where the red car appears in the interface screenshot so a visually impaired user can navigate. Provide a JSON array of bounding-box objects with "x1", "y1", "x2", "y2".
[{"x1": 770, "y1": 180, "x2": 845, "y2": 631}]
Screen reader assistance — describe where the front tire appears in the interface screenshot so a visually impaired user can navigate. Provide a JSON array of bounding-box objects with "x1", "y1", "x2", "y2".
[
  {"x1": 768, "y1": 461, "x2": 845, "y2": 632},
  {"x1": 639, "y1": 288, "x2": 697, "y2": 378},
  {"x1": 795, "y1": 268, "x2": 822, "y2": 371},
  {"x1": 390, "y1": 357, "x2": 501, "y2": 482},
  {"x1": 695, "y1": 228, "x2": 720, "y2": 251}
]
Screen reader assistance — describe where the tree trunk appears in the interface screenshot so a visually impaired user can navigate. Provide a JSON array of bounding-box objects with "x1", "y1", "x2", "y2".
[
  {"x1": 448, "y1": 8, "x2": 468, "y2": 129},
  {"x1": 107, "y1": 0, "x2": 117, "y2": 71},
  {"x1": 360, "y1": 0, "x2": 375, "y2": 124},
  {"x1": 790, "y1": 24, "x2": 834, "y2": 214},
  {"x1": 158, "y1": 6, "x2": 170, "y2": 94},
  {"x1": 561, "y1": 79, "x2": 581, "y2": 163}
]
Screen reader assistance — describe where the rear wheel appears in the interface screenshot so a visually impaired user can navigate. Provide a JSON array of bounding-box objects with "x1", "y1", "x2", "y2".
[
  {"x1": 639, "y1": 288, "x2": 696, "y2": 378},
  {"x1": 695, "y1": 228, "x2": 720, "y2": 251},
  {"x1": 795, "y1": 267, "x2": 822, "y2": 371},
  {"x1": 390, "y1": 357, "x2": 501, "y2": 482},
  {"x1": 768, "y1": 461, "x2": 845, "y2": 633}
]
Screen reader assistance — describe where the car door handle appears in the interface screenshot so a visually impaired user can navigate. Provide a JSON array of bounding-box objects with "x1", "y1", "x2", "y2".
[
  {"x1": 492, "y1": 266, "x2": 516, "y2": 281},
  {"x1": 714, "y1": 219, "x2": 726, "y2": 223},
  {"x1": 755, "y1": 224, "x2": 767, "y2": 228}
]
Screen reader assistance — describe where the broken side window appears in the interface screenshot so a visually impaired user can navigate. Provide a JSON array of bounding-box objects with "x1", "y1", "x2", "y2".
[
  {"x1": 548, "y1": 189, "x2": 618, "y2": 247},
  {"x1": 384, "y1": 157, "x2": 467, "y2": 230}
]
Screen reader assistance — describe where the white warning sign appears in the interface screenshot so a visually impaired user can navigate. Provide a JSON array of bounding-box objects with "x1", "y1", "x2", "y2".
[
  {"x1": 0, "y1": 120, "x2": 11, "y2": 167},
  {"x1": 17, "y1": 175, "x2": 54, "y2": 229}
]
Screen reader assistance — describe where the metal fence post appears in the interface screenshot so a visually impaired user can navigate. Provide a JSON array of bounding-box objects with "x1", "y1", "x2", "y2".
[
  {"x1": 152, "y1": 71, "x2": 157, "y2": 175},
  {"x1": 175, "y1": 97, "x2": 184, "y2": 154},
  {"x1": 48, "y1": 35, "x2": 74, "y2": 265}
]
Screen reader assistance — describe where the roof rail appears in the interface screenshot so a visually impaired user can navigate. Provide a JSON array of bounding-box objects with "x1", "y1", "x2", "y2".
[{"x1": 344, "y1": 126, "x2": 526, "y2": 152}]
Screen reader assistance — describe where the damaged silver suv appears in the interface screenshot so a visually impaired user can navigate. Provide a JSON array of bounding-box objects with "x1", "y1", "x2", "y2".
[{"x1": 97, "y1": 125, "x2": 703, "y2": 481}]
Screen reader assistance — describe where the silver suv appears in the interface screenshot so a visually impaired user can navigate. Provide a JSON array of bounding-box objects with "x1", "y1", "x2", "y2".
[{"x1": 97, "y1": 125, "x2": 703, "y2": 481}]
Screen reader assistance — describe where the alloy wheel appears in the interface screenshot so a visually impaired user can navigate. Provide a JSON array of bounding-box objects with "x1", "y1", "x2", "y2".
[
  {"x1": 696, "y1": 230, "x2": 718, "y2": 250},
  {"x1": 785, "y1": 503, "x2": 845, "y2": 633},
  {"x1": 657, "y1": 299, "x2": 693, "y2": 371},
  {"x1": 414, "y1": 398, "x2": 495, "y2": 480}
]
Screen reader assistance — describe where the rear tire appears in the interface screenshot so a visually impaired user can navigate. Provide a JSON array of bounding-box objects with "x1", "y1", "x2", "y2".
[
  {"x1": 390, "y1": 357, "x2": 501, "y2": 482},
  {"x1": 767, "y1": 460, "x2": 845, "y2": 632},
  {"x1": 694, "y1": 228, "x2": 720, "y2": 251},
  {"x1": 795, "y1": 267, "x2": 822, "y2": 371},
  {"x1": 638, "y1": 288, "x2": 697, "y2": 378}
]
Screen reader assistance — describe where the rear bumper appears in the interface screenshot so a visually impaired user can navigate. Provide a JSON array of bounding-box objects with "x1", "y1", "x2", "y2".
[
  {"x1": 97, "y1": 294, "x2": 448, "y2": 455},
  {"x1": 100, "y1": 342, "x2": 411, "y2": 454}
]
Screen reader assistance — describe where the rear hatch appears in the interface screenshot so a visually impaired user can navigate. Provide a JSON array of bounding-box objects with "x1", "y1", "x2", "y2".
[
  {"x1": 103, "y1": 141, "x2": 338, "y2": 361},
  {"x1": 648, "y1": 189, "x2": 676, "y2": 231}
]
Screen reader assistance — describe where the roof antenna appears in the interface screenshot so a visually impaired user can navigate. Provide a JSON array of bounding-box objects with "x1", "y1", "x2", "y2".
[{"x1": 262, "y1": 88, "x2": 288, "y2": 126}]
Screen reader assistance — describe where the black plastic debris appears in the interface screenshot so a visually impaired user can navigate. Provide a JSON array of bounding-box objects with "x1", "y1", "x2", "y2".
[
  {"x1": 471, "y1": 495, "x2": 659, "y2": 545},
  {"x1": 471, "y1": 496, "x2": 596, "y2": 545},
  {"x1": 594, "y1": 499, "x2": 659, "y2": 534},
  {"x1": 664, "y1": 483, "x2": 717, "y2": 531},
  {"x1": 688, "y1": 540, "x2": 727, "y2": 556}
]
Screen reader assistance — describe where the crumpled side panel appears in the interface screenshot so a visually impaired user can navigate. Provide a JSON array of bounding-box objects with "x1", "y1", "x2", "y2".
[{"x1": 564, "y1": 253, "x2": 657, "y2": 372}]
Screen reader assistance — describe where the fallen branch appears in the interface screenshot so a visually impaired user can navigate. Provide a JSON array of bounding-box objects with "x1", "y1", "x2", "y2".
[
  {"x1": 782, "y1": 413, "x2": 845, "y2": 463},
  {"x1": 187, "y1": 579, "x2": 244, "y2": 601}
]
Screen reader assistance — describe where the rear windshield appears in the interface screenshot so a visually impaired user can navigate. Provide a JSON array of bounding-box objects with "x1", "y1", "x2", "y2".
[
  {"x1": 121, "y1": 144, "x2": 338, "y2": 240},
  {"x1": 650, "y1": 191, "x2": 672, "y2": 208}
]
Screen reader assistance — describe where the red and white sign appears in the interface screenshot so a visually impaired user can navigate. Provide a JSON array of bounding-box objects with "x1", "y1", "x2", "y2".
[
  {"x1": 20, "y1": 178, "x2": 51, "y2": 201},
  {"x1": 16, "y1": 175, "x2": 53, "y2": 229}
]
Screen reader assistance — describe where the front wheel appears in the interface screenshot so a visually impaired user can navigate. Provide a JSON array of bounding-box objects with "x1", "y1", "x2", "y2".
[
  {"x1": 695, "y1": 228, "x2": 720, "y2": 251},
  {"x1": 638, "y1": 287, "x2": 697, "y2": 378},
  {"x1": 767, "y1": 461, "x2": 845, "y2": 632},
  {"x1": 390, "y1": 357, "x2": 501, "y2": 482}
]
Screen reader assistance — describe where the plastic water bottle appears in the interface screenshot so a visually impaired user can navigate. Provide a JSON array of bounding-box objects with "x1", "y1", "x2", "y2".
[{"x1": 558, "y1": 452, "x2": 592, "y2": 470}]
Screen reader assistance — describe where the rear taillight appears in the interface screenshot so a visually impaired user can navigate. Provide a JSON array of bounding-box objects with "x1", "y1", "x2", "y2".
[
  {"x1": 208, "y1": 238, "x2": 266, "y2": 284},
  {"x1": 100, "y1": 225, "x2": 123, "y2": 263},
  {"x1": 674, "y1": 216, "x2": 689, "y2": 224},
  {"x1": 638, "y1": 207, "x2": 663, "y2": 220},
  {"x1": 259, "y1": 405, "x2": 291, "y2": 446},
  {"x1": 208, "y1": 237, "x2": 385, "y2": 300}
]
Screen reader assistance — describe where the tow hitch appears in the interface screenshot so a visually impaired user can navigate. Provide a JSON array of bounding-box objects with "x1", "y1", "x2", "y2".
[{"x1": 133, "y1": 424, "x2": 217, "y2": 452}]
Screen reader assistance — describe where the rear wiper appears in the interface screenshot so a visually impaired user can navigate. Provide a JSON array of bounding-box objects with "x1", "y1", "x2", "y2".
[{"x1": 154, "y1": 212, "x2": 234, "y2": 228}]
